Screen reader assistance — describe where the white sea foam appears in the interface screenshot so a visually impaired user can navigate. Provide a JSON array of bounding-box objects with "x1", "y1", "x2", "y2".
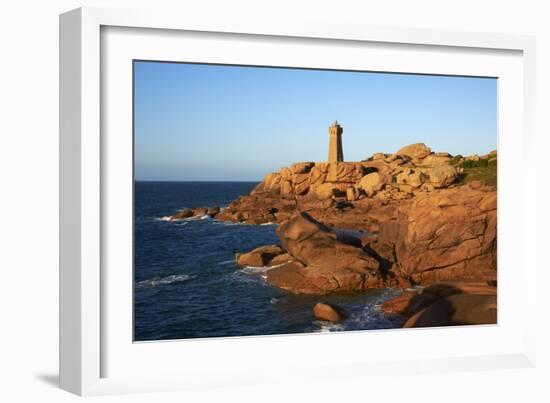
[
  {"x1": 350, "y1": 290, "x2": 404, "y2": 329},
  {"x1": 211, "y1": 220, "x2": 240, "y2": 226},
  {"x1": 241, "y1": 265, "x2": 272, "y2": 275},
  {"x1": 311, "y1": 289, "x2": 402, "y2": 333},
  {"x1": 183, "y1": 215, "x2": 204, "y2": 221},
  {"x1": 136, "y1": 274, "x2": 192, "y2": 289},
  {"x1": 159, "y1": 214, "x2": 211, "y2": 223},
  {"x1": 313, "y1": 320, "x2": 345, "y2": 333},
  {"x1": 240, "y1": 262, "x2": 286, "y2": 276}
]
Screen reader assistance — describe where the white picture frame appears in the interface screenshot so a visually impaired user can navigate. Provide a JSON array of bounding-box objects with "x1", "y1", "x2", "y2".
[{"x1": 59, "y1": 6, "x2": 537, "y2": 396}]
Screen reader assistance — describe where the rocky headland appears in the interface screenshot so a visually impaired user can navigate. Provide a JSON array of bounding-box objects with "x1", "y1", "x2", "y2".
[{"x1": 168, "y1": 143, "x2": 497, "y2": 328}]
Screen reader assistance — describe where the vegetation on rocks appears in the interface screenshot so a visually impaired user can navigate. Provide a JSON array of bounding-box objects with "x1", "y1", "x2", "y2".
[
  {"x1": 459, "y1": 164, "x2": 497, "y2": 187},
  {"x1": 459, "y1": 158, "x2": 489, "y2": 168}
]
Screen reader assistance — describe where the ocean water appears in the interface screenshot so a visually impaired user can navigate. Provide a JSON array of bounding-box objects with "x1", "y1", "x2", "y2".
[{"x1": 134, "y1": 181, "x2": 403, "y2": 341}]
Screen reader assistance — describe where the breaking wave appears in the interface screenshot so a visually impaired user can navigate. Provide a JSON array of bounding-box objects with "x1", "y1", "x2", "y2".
[
  {"x1": 159, "y1": 214, "x2": 211, "y2": 222},
  {"x1": 240, "y1": 265, "x2": 273, "y2": 279},
  {"x1": 313, "y1": 320, "x2": 345, "y2": 333},
  {"x1": 240, "y1": 263, "x2": 287, "y2": 279},
  {"x1": 136, "y1": 274, "x2": 193, "y2": 289}
]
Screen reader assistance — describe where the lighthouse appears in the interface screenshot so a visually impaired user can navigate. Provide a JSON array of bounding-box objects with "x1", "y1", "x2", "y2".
[{"x1": 328, "y1": 120, "x2": 344, "y2": 163}]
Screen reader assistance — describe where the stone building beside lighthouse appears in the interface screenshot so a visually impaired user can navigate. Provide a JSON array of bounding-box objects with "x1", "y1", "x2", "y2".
[{"x1": 328, "y1": 120, "x2": 344, "y2": 163}]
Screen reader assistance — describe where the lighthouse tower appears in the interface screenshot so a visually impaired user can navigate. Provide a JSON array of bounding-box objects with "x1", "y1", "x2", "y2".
[{"x1": 328, "y1": 120, "x2": 344, "y2": 163}]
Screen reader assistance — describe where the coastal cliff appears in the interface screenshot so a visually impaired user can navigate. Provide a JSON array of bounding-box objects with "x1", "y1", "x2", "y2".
[{"x1": 168, "y1": 143, "x2": 497, "y2": 326}]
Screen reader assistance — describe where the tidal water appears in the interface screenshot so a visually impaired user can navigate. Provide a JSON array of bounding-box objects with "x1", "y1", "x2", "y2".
[{"x1": 134, "y1": 181, "x2": 402, "y2": 341}]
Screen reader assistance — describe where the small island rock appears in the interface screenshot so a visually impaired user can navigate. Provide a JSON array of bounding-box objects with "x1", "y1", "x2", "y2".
[{"x1": 313, "y1": 303, "x2": 348, "y2": 322}]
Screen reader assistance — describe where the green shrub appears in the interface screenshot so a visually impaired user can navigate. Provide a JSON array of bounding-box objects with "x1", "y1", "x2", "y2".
[
  {"x1": 459, "y1": 158, "x2": 489, "y2": 169},
  {"x1": 449, "y1": 155, "x2": 463, "y2": 165},
  {"x1": 459, "y1": 160, "x2": 476, "y2": 168}
]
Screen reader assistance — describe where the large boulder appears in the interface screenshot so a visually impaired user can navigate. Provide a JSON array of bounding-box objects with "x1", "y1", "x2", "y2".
[
  {"x1": 385, "y1": 153, "x2": 410, "y2": 165},
  {"x1": 268, "y1": 252, "x2": 293, "y2": 266},
  {"x1": 308, "y1": 163, "x2": 329, "y2": 189},
  {"x1": 396, "y1": 143, "x2": 432, "y2": 160},
  {"x1": 235, "y1": 244, "x2": 285, "y2": 267},
  {"x1": 314, "y1": 183, "x2": 337, "y2": 199},
  {"x1": 266, "y1": 212, "x2": 396, "y2": 294},
  {"x1": 396, "y1": 168, "x2": 426, "y2": 190},
  {"x1": 170, "y1": 206, "x2": 220, "y2": 220},
  {"x1": 381, "y1": 280, "x2": 496, "y2": 319},
  {"x1": 280, "y1": 180, "x2": 293, "y2": 196},
  {"x1": 378, "y1": 187, "x2": 497, "y2": 284},
  {"x1": 291, "y1": 162, "x2": 314, "y2": 174},
  {"x1": 275, "y1": 212, "x2": 377, "y2": 272},
  {"x1": 358, "y1": 172, "x2": 385, "y2": 196},
  {"x1": 380, "y1": 291, "x2": 418, "y2": 315},
  {"x1": 313, "y1": 303, "x2": 348, "y2": 322},
  {"x1": 260, "y1": 172, "x2": 282, "y2": 193},
  {"x1": 292, "y1": 172, "x2": 311, "y2": 195},
  {"x1": 380, "y1": 291, "x2": 438, "y2": 317},
  {"x1": 421, "y1": 280, "x2": 497, "y2": 298},
  {"x1": 169, "y1": 208, "x2": 194, "y2": 220},
  {"x1": 216, "y1": 193, "x2": 296, "y2": 224},
  {"x1": 423, "y1": 165, "x2": 458, "y2": 188},
  {"x1": 420, "y1": 154, "x2": 452, "y2": 167},
  {"x1": 326, "y1": 162, "x2": 366, "y2": 183},
  {"x1": 403, "y1": 293, "x2": 497, "y2": 327},
  {"x1": 267, "y1": 261, "x2": 387, "y2": 294}
]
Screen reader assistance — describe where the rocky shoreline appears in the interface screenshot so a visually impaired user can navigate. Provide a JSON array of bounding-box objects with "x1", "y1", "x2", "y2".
[{"x1": 167, "y1": 143, "x2": 497, "y2": 328}]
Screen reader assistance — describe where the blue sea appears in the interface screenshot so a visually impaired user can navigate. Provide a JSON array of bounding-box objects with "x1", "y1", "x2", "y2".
[{"x1": 134, "y1": 181, "x2": 402, "y2": 341}]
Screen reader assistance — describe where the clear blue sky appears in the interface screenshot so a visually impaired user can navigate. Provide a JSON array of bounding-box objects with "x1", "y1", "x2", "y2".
[{"x1": 134, "y1": 61, "x2": 496, "y2": 181}]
